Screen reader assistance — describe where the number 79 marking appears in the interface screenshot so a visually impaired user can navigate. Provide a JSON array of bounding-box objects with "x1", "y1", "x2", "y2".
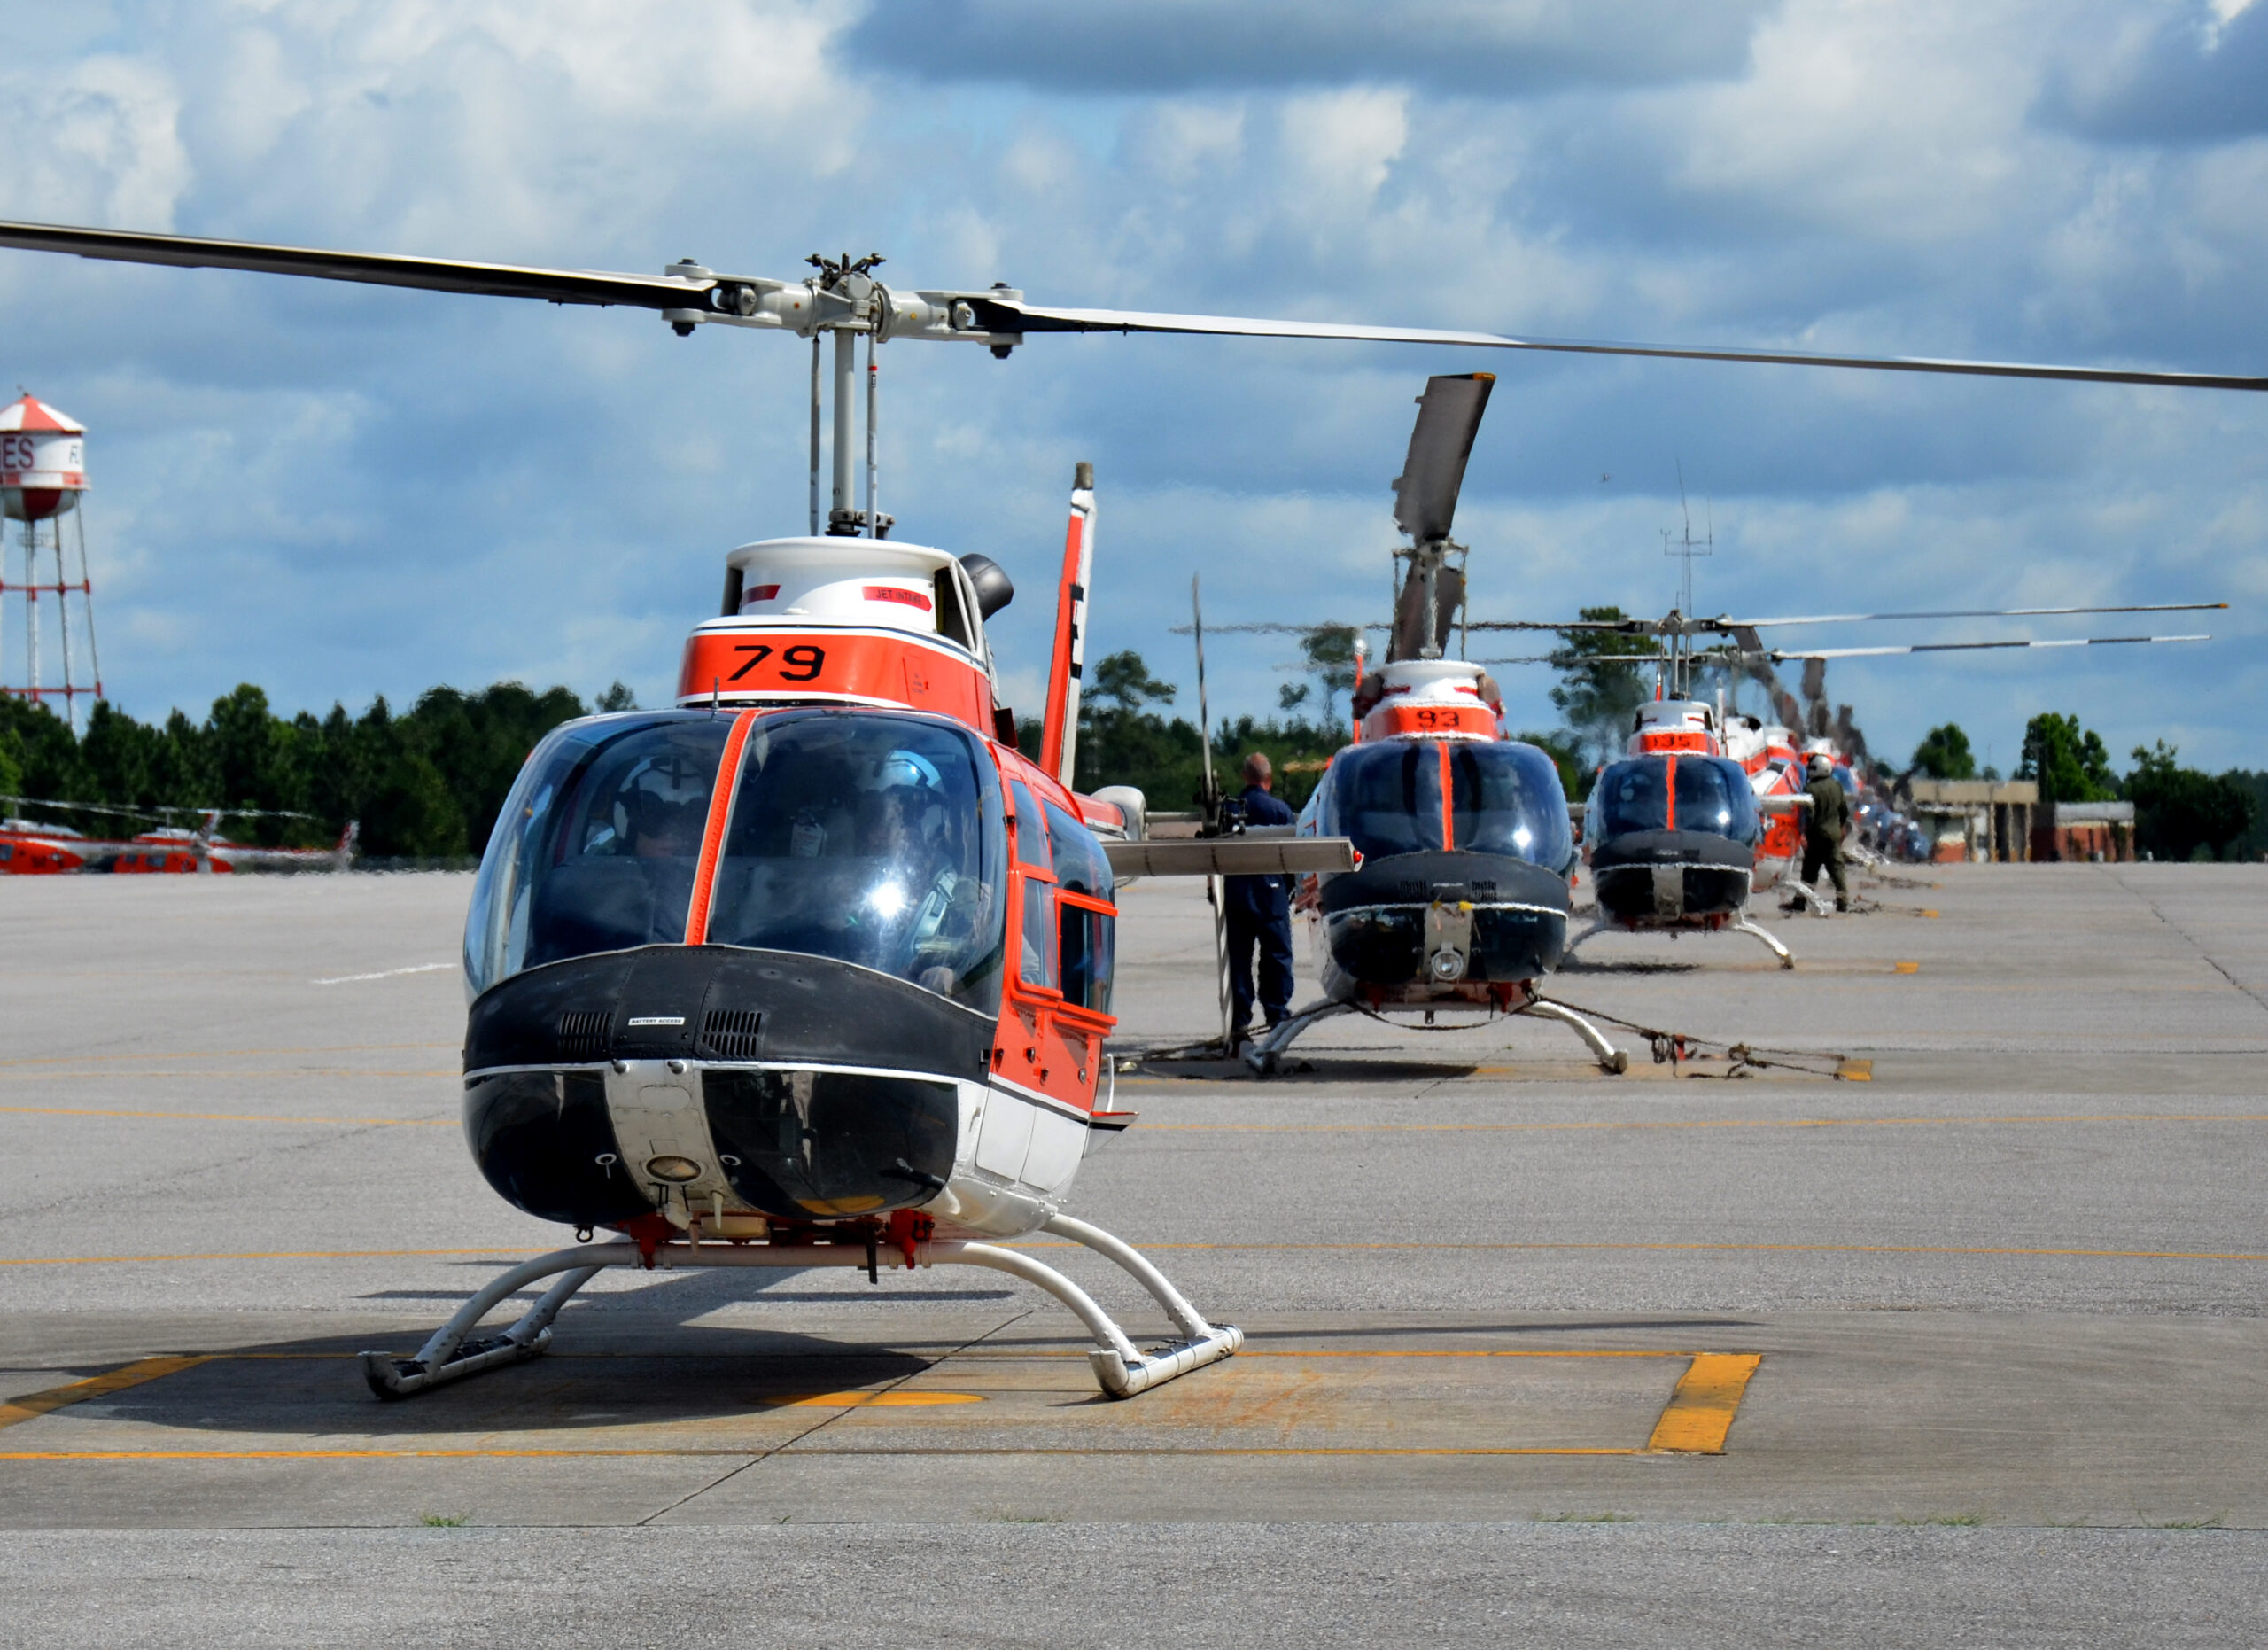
[{"x1": 728, "y1": 642, "x2": 827, "y2": 682}]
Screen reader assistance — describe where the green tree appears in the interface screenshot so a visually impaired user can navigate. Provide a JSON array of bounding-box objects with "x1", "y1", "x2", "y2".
[
  {"x1": 0, "y1": 699, "x2": 80, "y2": 810},
  {"x1": 2226, "y1": 771, "x2": 2268, "y2": 861},
  {"x1": 2017, "y1": 712, "x2": 2117, "y2": 804},
  {"x1": 1909, "y1": 723, "x2": 1977, "y2": 781},
  {"x1": 1088, "y1": 650, "x2": 1177, "y2": 714},
  {"x1": 596, "y1": 681, "x2": 637, "y2": 712},
  {"x1": 1297, "y1": 625, "x2": 1359, "y2": 724},
  {"x1": 402, "y1": 681, "x2": 587, "y2": 855},
  {"x1": 2125, "y1": 743, "x2": 2255, "y2": 862},
  {"x1": 1550, "y1": 607, "x2": 1656, "y2": 766}
]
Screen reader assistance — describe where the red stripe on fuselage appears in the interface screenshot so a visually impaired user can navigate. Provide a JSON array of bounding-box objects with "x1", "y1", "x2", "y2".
[
  {"x1": 685, "y1": 709, "x2": 758, "y2": 942},
  {"x1": 1436, "y1": 741, "x2": 1454, "y2": 851}
]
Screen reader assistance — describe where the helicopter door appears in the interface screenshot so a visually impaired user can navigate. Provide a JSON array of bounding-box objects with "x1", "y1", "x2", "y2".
[{"x1": 976, "y1": 778, "x2": 1105, "y2": 1195}]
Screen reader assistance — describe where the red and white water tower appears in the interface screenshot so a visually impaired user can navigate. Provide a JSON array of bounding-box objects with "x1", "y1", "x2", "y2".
[{"x1": 0, "y1": 393, "x2": 102, "y2": 732}]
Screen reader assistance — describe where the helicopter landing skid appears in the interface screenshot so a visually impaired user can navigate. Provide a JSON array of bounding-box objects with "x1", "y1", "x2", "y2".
[
  {"x1": 1735, "y1": 914, "x2": 1797, "y2": 969},
  {"x1": 359, "y1": 1214, "x2": 1241, "y2": 1404},
  {"x1": 1565, "y1": 911, "x2": 1798, "y2": 970},
  {"x1": 1241, "y1": 995, "x2": 1628, "y2": 1075}
]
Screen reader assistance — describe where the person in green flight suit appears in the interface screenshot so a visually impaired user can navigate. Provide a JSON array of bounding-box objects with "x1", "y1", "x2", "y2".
[{"x1": 1790, "y1": 751, "x2": 1852, "y2": 912}]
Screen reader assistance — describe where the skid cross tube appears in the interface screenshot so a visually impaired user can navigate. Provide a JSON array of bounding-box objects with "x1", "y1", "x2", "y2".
[
  {"x1": 1241, "y1": 993, "x2": 1627, "y2": 1075},
  {"x1": 360, "y1": 1229, "x2": 1240, "y2": 1403}
]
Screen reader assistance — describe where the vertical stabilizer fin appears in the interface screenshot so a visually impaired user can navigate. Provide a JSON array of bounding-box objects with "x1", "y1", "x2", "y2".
[{"x1": 1040, "y1": 461, "x2": 1098, "y2": 787}]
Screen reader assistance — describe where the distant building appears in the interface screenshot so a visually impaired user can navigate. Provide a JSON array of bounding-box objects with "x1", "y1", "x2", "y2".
[
  {"x1": 2031, "y1": 800, "x2": 2134, "y2": 864},
  {"x1": 1900, "y1": 779, "x2": 2039, "y2": 862}
]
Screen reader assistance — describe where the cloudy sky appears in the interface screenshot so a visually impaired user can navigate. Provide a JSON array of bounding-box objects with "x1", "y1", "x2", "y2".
[{"x1": 3, "y1": 0, "x2": 2262, "y2": 772}]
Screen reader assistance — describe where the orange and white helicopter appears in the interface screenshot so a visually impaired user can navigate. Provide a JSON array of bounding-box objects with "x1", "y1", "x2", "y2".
[
  {"x1": 0, "y1": 797, "x2": 358, "y2": 875},
  {"x1": 1184, "y1": 375, "x2": 1629, "y2": 1076},
  {"x1": 0, "y1": 216, "x2": 2256, "y2": 1403}
]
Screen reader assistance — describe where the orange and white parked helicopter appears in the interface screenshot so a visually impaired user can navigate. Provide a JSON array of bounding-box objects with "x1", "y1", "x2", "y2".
[
  {"x1": 0, "y1": 798, "x2": 358, "y2": 875},
  {"x1": 1183, "y1": 375, "x2": 1630, "y2": 1076},
  {"x1": 0, "y1": 216, "x2": 2256, "y2": 1402}
]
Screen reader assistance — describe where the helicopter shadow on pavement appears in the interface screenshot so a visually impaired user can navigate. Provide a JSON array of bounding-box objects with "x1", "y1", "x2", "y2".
[
  {"x1": 1554, "y1": 958, "x2": 1705, "y2": 976},
  {"x1": 67, "y1": 1265, "x2": 1035, "y2": 1442},
  {"x1": 1135, "y1": 1055, "x2": 1487, "y2": 1084}
]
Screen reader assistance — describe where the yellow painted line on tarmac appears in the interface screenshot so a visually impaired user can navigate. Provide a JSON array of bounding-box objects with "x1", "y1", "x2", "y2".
[
  {"x1": 1134, "y1": 1111, "x2": 2268, "y2": 1135},
  {"x1": 7, "y1": 1227, "x2": 2265, "y2": 1269},
  {"x1": 1645, "y1": 1353, "x2": 1762, "y2": 1454},
  {"x1": 0, "y1": 1105, "x2": 451, "y2": 1127},
  {"x1": 1239, "y1": 1349, "x2": 1682, "y2": 1358},
  {"x1": 0, "y1": 1444, "x2": 1649, "y2": 1460},
  {"x1": 1023, "y1": 1239, "x2": 2268, "y2": 1263},
  {"x1": 788, "y1": 1446, "x2": 1645, "y2": 1458},
  {"x1": 1895, "y1": 961, "x2": 1921, "y2": 973},
  {"x1": 0, "y1": 1043, "x2": 454, "y2": 1070},
  {"x1": 0, "y1": 1248, "x2": 534, "y2": 1268},
  {"x1": 759, "y1": 1391, "x2": 984, "y2": 1408},
  {"x1": 0, "y1": 1357, "x2": 214, "y2": 1431},
  {"x1": 0, "y1": 1447, "x2": 765, "y2": 1461},
  {"x1": 0, "y1": 1070, "x2": 454, "y2": 1083}
]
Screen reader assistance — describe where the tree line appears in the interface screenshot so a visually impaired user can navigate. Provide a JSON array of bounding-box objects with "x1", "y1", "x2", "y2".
[
  {"x1": 0, "y1": 681, "x2": 631, "y2": 859},
  {"x1": 4, "y1": 648, "x2": 2253, "y2": 865}
]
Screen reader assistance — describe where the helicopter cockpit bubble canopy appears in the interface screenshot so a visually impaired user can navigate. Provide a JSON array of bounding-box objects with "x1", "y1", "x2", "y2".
[
  {"x1": 1312, "y1": 740, "x2": 1574, "y2": 871},
  {"x1": 464, "y1": 707, "x2": 1008, "y2": 1016},
  {"x1": 1591, "y1": 754, "x2": 1762, "y2": 845}
]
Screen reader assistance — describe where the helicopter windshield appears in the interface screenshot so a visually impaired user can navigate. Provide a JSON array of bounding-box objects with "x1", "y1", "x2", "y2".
[
  {"x1": 1672, "y1": 756, "x2": 1762, "y2": 842},
  {"x1": 1591, "y1": 755, "x2": 1760, "y2": 844},
  {"x1": 1324, "y1": 739, "x2": 1572, "y2": 868},
  {"x1": 465, "y1": 712, "x2": 732, "y2": 996},
  {"x1": 1449, "y1": 742, "x2": 1573, "y2": 868},
  {"x1": 703, "y1": 712, "x2": 1007, "y2": 1015}
]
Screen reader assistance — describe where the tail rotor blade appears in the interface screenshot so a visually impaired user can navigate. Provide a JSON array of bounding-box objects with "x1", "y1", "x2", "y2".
[
  {"x1": 1192, "y1": 572, "x2": 1233, "y2": 1051},
  {"x1": 1391, "y1": 373, "x2": 1495, "y2": 545},
  {"x1": 1192, "y1": 574, "x2": 1218, "y2": 816}
]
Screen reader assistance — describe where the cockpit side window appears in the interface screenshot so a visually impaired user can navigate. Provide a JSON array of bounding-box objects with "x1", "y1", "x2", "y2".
[
  {"x1": 702, "y1": 712, "x2": 1008, "y2": 1014},
  {"x1": 1591, "y1": 758, "x2": 1671, "y2": 837},
  {"x1": 463, "y1": 712, "x2": 732, "y2": 995},
  {"x1": 1330, "y1": 743, "x2": 1441, "y2": 859},
  {"x1": 1043, "y1": 801, "x2": 1113, "y2": 901},
  {"x1": 1009, "y1": 781, "x2": 1052, "y2": 872}
]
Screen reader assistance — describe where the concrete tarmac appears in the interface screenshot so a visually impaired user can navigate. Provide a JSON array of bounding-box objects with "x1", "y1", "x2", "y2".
[{"x1": 1, "y1": 863, "x2": 2264, "y2": 1644}]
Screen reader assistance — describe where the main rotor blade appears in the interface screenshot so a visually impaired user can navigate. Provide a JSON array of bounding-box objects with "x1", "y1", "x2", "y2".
[
  {"x1": 0, "y1": 221, "x2": 712, "y2": 309},
  {"x1": 1168, "y1": 620, "x2": 1384, "y2": 634},
  {"x1": 1766, "y1": 634, "x2": 2210, "y2": 660},
  {"x1": 1711, "y1": 601, "x2": 2229, "y2": 630},
  {"x1": 4, "y1": 219, "x2": 2258, "y2": 392},
  {"x1": 1393, "y1": 373, "x2": 1495, "y2": 543},
  {"x1": 996, "y1": 300, "x2": 2268, "y2": 393},
  {"x1": 1464, "y1": 619, "x2": 1657, "y2": 633}
]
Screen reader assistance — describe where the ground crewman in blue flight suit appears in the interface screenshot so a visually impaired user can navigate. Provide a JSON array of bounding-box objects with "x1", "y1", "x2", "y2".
[{"x1": 1225, "y1": 751, "x2": 1296, "y2": 1047}]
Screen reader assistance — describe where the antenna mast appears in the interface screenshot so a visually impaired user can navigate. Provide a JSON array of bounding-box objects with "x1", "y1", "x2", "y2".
[{"x1": 1660, "y1": 462, "x2": 1713, "y2": 697}]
